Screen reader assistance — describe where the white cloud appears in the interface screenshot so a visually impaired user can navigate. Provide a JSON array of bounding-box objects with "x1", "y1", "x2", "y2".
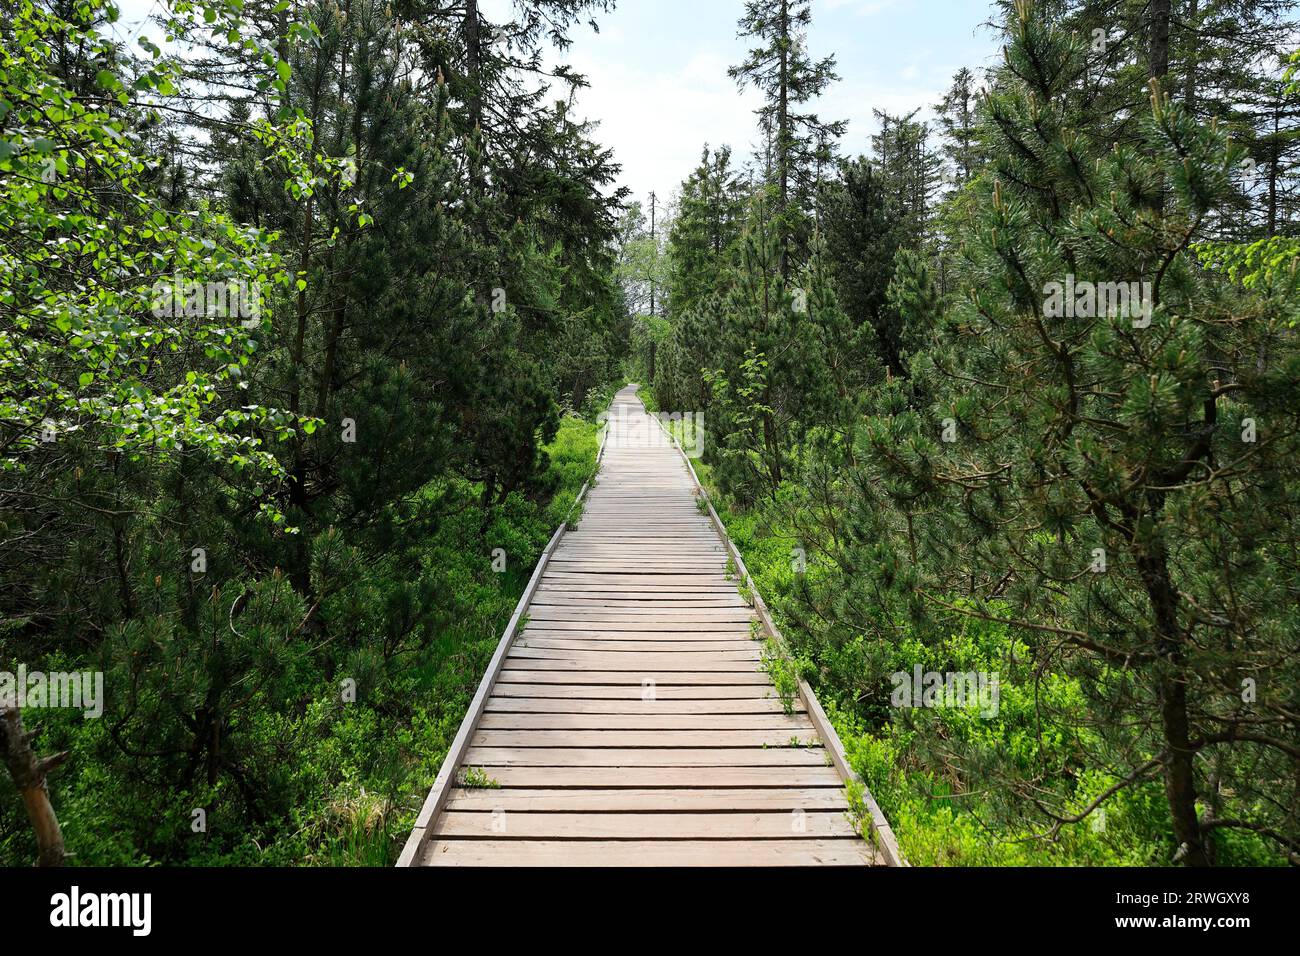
[{"x1": 563, "y1": 46, "x2": 765, "y2": 204}]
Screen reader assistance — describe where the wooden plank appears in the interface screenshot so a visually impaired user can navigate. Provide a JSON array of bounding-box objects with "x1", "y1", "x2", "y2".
[
  {"x1": 470, "y1": 729, "x2": 823, "y2": 748},
  {"x1": 528, "y1": 607, "x2": 754, "y2": 621},
  {"x1": 464, "y1": 766, "x2": 843, "y2": 787},
  {"x1": 508, "y1": 647, "x2": 760, "y2": 664},
  {"x1": 495, "y1": 670, "x2": 773, "y2": 685},
  {"x1": 501, "y1": 655, "x2": 761, "y2": 672},
  {"x1": 520, "y1": 628, "x2": 756, "y2": 639},
  {"x1": 530, "y1": 594, "x2": 747, "y2": 606},
  {"x1": 477, "y1": 713, "x2": 813, "y2": 730},
  {"x1": 521, "y1": 619, "x2": 753, "y2": 632},
  {"x1": 463, "y1": 747, "x2": 827, "y2": 767},
  {"x1": 489, "y1": 682, "x2": 787, "y2": 700},
  {"x1": 422, "y1": 839, "x2": 875, "y2": 867},
  {"x1": 541, "y1": 580, "x2": 738, "y2": 591},
  {"x1": 443, "y1": 787, "x2": 848, "y2": 811},
  {"x1": 534, "y1": 585, "x2": 743, "y2": 596},
  {"x1": 483, "y1": 697, "x2": 801, "y2": 715},
  {"x1": 432, "y1": 811, "x2": 858, "y2": 839},
  {"x1": 549, "y1": 558, "x2": 724, "y2": 567},
  {"x1": 515, "y1": 637, "x2": 759, "y2": 652}
]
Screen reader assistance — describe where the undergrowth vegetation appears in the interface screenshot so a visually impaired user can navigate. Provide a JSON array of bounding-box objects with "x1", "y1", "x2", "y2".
[{"x1": 1, "y1": 418, "x2": 599, "y2": 866}]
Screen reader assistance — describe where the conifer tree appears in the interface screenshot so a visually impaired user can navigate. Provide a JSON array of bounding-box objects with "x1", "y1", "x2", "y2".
[
  {"x1": 935, "y1": 67, "x2": 983, "y2": 188},
  {"x1": 829, "y1": 1, "x2": 1300, "y2": 864},
  {"x1": 729, "y1": 0, "x2": 845, "y2": 278},
  {"x1": 666, "y1": 146, "x2": 748, "y2": 321},
  {"x1": 871, "y1": 109, "x2": 943, "y2": 249},
  {"x1": 820, "y1": 157, "x2": 905, "y2": 378}
]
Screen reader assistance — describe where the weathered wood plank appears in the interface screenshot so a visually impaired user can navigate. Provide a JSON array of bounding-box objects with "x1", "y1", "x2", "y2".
[
  {"x1": 488, "y1": 682, "x2": 786, "y2": 699},
  {"x1": 477, "y1": 712, "x2": 813, "y2": 730},
  {"x1": 421, "y1": 838, "x2": 876, "y2": 867},
  {"x1": 501, "y1": 654, "x2": 761, "y2": 672},
  {"x1": 528, "y1": 607, "x2": 754, "y2": 622},
  {"x1": 515, "y1": 637, "x2": 760, "y2": 652},
  {"x1": 459, "y1": 766, "x2": 843, "y2": 787},
  {"x1": 470, "y1": 729, "x2": 823, "y2": 748},
  {"x1": 432, "y1": 811, "x2": 857, "y2": 839},
  {"x1": 483, "y1": 696, "x2": 801, "y2": 715},
  {"x1": 463, "y1": 747, "x2": 827, "y2": 767},
  {"x1": 508, "y1": 647, "x2": 761, "y2": 663},
  {"x1": 443, "y1": 787, "x2": 847, "y2": 811},
  {"x1": 521, "y1": 620, "x2": 753, "y2": 633},
  {"x1": 495, "y1": 670, "x2": 773, "y2": 685}
]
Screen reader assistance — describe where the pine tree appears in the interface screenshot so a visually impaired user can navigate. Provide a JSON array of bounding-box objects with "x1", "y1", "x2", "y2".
[
  {"x1": 935, "y1": 67, "x2": 983, "y2": 188},
  {"x1": 666, "y1": 146, "x2": 747, "y2": 320},
  {"x1": 732, "y1": 0, "x2": 1298, "y2": 868},
  {"x1": 871, "y1": 109, "x2": 943, "y2": 249},
  {"x1": 729, "y1": 0, "x2": 845, "y2": 278},
  {"x1": 820, "y1": 157, "x2": 905, "y2": 378},
  {"x1": 835, "y1": 1, "x2": 1300, "y2": 864}
]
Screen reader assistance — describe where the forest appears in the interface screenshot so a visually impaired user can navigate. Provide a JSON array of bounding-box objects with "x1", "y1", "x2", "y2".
[{"x1": 2, "y1": 0, "x2": 1298, "y2": 868}]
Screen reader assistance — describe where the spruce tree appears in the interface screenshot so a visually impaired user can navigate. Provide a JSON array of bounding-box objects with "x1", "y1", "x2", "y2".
[
  {"x1": 871, "y1": 109, "x2": 943, "y2": 249},
  {"x1": 935, "y1": 67, "x2": 983, "y2": 188},
  {"x1": 820, "y1": 157, "x2": 905, "y2": 378},
  {"x1": 729, "y1": 0, "x2": 845, "y2": 278}
]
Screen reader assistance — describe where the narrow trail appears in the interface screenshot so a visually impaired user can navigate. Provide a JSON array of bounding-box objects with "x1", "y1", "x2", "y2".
[{"x1": 401, "y1": 386, "x2": 882, "y2": 866}]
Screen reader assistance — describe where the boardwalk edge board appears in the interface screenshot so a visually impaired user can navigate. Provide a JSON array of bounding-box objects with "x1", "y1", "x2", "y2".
[
  {"x1": 395, "y1": 422, "x2": 609, "y2": 867},
  {"x1": 651, "y1": 400, "x2": 909, "y2": 868}
]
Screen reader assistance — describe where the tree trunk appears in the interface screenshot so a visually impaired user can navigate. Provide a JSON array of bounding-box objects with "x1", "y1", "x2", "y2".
[
  {"x1": 1149, "y1": 0, "x2": 1172, "y2": 81},
  {"x1": 1158, "y1": 673, "x2": 1210, "y2": 865},
  {"x1": 465, "y1": 0, "x2": 484, "y2": 190},
  {"x1": 288, "y1": 189, "x2": 313, "y2": 589},
  {"x1": 1267, "y1": 109, "x2": 1280, "y2": 238},
  {"x1": 0, "y1": 706, "x2": 68, "y2": 866},
  {"x1": 1136, "y1": 533, "x2": 1210, "y2": 866},
  {"x1": 763, "y1": 407, "x2": 782, "y2": 488},
  {"x1": 1182, "y1": 0, "x2": 1199, "y2": 113},
  {"x1": 777, "y1": 0, "x2": 790, "y2": 281}
]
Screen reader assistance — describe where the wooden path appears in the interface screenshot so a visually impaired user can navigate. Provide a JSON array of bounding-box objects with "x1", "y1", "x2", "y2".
[{"x1": 399, "y1": 386, "x2": 901, "y2": 867}]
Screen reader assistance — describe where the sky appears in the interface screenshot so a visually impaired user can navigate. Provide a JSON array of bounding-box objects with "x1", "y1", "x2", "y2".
[
  {"x1": 527, "y1": 0, "x2": 1002, "y2": 207},
  {"x1": 111, "y1": 0, "x2": 1003, "y2": 208}
]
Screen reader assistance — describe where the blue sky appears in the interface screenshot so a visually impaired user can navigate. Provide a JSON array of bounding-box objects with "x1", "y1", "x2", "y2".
[
  {"x1": 538, "y1": 0, "x2": 1002, "y2": 206},
  {"x1": 112, "y1": 0, "x2": 1002, "y2": 208}
]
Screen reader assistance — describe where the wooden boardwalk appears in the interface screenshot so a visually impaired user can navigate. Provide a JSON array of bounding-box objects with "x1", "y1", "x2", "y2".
[{"x1": 399, "y1": 386, "x2": 900, "y2": 866}]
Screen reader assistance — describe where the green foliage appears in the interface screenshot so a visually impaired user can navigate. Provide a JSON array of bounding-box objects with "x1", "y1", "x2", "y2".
[
  {"x1": 0, "y1": 0, "x2": 624, "y2": 867},
  {"x1": 0, "y1": 0, "x2": 305, "y2": 489},
  {"x1": 657, "y1": 4, "x2": 1298, "y2": 866},
  {"x1": 1, "y1": 418, "x2": 600, "y2": 865},
  {"x1": 457, "y1": 767, "x2": 500, "y2": 790},
  {"x1": 820, "y1": 157, "x2": 903, "y2": 378}
]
